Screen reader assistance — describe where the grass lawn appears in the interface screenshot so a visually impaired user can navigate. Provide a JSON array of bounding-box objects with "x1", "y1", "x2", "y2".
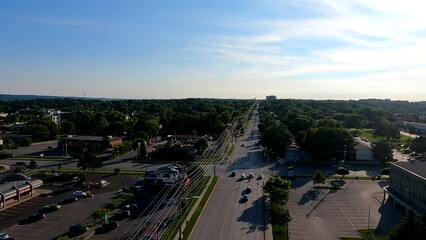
[
  {"x1": 350, "y1": 129, "x2": 411, "y2": 145},
  {"x1": 272, "y1": 223, "x2": 288, "y2": 240}
]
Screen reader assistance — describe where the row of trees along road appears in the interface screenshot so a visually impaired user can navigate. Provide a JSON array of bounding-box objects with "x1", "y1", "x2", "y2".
[{"x1": 263, "y1": 176, "x2": 292, "y2": 233}]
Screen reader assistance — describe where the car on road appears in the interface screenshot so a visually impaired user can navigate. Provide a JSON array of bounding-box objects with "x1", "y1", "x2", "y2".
[
  {"x1": 69, "y1": 224, "x2": 89, "y2": 234},
  {"x1": 248, "y1": 172, "x2": 254, "y2": 179},
  {"x1": 257, "y1": 174, "x2": 263, "y2": 180},
  {"x1": 241, "y1": 143, "x2": 245, "y2": 147},
  {"x1": 219, "y1": 160, "x2": 227, "y2": 165},
  {"x1": 240, "y1": 174, "x2": 246, "y2": 180},
  {"x1": 28, "y1": 212, "x2": 46, "y2": 222},
  {"x1": 162, "y1": 198, "x2": 176, "y2": 207},
  {"x1": 72, "y1": 191, "x2": 87, "y2": 198},
  {"x1": 255, "y1": 142, "x2": 259, "y2": 146},
  {"x1": 0, "y1": 233, "x2": 9, "y2": 240},
  {"x1": 102, "y1": 220, "x2": 119, "y2": 230},
  {"x1": 47, "y1": 146, "x2": 55, "y2": 149},
  {"x1": 230, "y1": 171, "x2": 236, "y2": 177},
  {"x1": 61, "y1": 196, "x2": 78, "y2": 204},
  {"x1": 43, "y1": 203, "x2": 61, "y2": 212},
  {"x1": 245, "y1": 186, "x2": 252, "y2": 194}
]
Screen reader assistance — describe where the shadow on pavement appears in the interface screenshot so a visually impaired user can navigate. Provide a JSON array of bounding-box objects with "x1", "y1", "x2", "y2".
[
  {"x1": 237, "y1": 196, "x2": 266, "y2": 233},
  {"x1": 376, "y1": 199, "x2": 404, "y2": 236}
]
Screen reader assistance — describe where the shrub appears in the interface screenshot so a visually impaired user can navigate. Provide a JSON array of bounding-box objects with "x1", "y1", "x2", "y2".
[{"x1": 113, "y1": 168, "x2": 121, "y2": 175}]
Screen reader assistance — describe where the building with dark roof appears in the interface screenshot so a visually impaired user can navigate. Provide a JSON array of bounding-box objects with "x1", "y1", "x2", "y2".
[
  {"x1": 385, "y1": 160, "x2": 426, "y2": 213},
  {"x1": 59, "y1": 135, "x2": 122, "y2": 156}
]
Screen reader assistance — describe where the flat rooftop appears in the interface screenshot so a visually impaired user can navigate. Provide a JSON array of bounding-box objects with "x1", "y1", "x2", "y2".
[{"x1": 393, "y1": 161, "x2": 426, "y2": 179}]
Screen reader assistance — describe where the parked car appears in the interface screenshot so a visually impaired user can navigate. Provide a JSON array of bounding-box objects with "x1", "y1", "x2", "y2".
[
  {"x1": 241, "y1": 194, "x2": 249, "y2": 201},
  {"x1": 0, "y1": 233, "x2": 9, "y2": 240},
  {"x1": 219, "y1": 160, "x2": 227, "y2": 165},
  {"x1": 69, "y1": 223, "x2": 89, "y2": 233},
  {"x1": 230, "y1": 171, "x2": 236, "y2": 177},
  {"x1": 240, "y1": 174, "x2": 246, "y2": 180},
  {"x1": 245, "y1": 186, "x2": 252, "y2": 194},
  {"x1": 61, "y1": 196, "x2": 78, "y2": 204},
  {"x1": 241, "y1": 143, "x2": 245, "y2": 147},
  {"x1": 28, "y1": 212, "x2": 46, "y2": 221},
  {"x1": 85, "y1": 191, "x2": 94, "y2": 198},
  {"x1": 102, "y1": 220, "x2": 119, "y2": 230},
  {"x1": 72, "y1": 191, "x2": 87, "y2": 198},
  {"x1": 122, "y1": 204, "x2": 138, "y2": 212},
  {"x1": 43, "y1": 204, "x2": 61, "y2": 212},
  {"x1": 248, "y1": 172, "x2": 254, "y2": 179},
  {"x1": 257, "y1": 174, "x2": 263, "y2": 180},
  {"x1": 114, "y1": 210, "x2": 131, "y2": 219}
]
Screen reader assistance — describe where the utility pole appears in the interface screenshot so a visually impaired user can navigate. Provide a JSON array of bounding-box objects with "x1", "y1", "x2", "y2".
[{"x1": 368, "y1": 206, "x2": 371, "y2": 230}]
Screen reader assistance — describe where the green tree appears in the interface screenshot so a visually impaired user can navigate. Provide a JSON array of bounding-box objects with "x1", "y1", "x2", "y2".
[
  {"x1": 93, "y1": 208, "x2": 110, "y2": 221},
  {"x1": 301, "y1": 127, "x2": 353, "y2": 161},
  {"x1": 264, "y1": 176, "x2": 291, "y2": 205},
  {"x1": 113, "y1": 168, "x2": 121, "y2": 175},
  {"x1": 312, "y1": 170, "x2": 326, "y2": 186},
  {"x1": 345, "y1": 114, "x2": 364, "y2": 129},
  {"x1": 266, "y1": 203, "x2": 292, "y2": 233},
  {"x1": 260, "y1": 124, "x2": 294, "y2": 157},
  {"x1": 28, "y1": 160, "x2": 37, "y2": 173},
  {"x1": 410, "y1": 136, "x2": 426, "y2": 155},
  {"x1": 194, "y1": 138, "x2": 208, "y2": 154},
  {"x1": 372, "y1": 141, "x2": 393, "y2": 163}
]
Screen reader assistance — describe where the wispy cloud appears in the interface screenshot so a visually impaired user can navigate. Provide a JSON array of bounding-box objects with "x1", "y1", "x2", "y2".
[{"x1": 189, "y1": 0, "x2": 426, "y2": 100}]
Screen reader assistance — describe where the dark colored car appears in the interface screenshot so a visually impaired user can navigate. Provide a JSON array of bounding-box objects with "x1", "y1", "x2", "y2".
[
  {"x1": 61, "y1": 196, "x2": 78, "y2": 204},
  {"x1": 42, "y1": 204, "x2": 61, "y2": 212},
  {"x1": 230, "y1": 171, "x2": 236, "y2": 177},
  {"x1": 28, "y1": 212, "x2": 46, "y2": 222},
  {"x1": 245, "y1": 186, "x2": 252, "y2": 194},
  {"x1": 102, "y1": 220, "x2": 119, "y2": 230},
  {"x1": 114, "y1": 210, "x2": 131, "y2": 220},
  {"x1": 122, "y1": 204, "x2": 137, "y2": 212},
  {"x1": 69, "y1": 224, "x2": 89, "y2": 233}
]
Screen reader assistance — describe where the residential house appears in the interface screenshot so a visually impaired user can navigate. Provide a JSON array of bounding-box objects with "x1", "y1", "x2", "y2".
[{"x1": 354, "y1": 143, "x2": 375, "y2": 161}]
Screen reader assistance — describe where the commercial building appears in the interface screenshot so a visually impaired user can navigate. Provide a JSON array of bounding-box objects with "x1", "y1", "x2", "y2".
[
  {"x1": 0, "y1": 173, "x2": 43, "y2": 208},
  {"x1": 266, "y1": 95, "x2": 277, "y2": 101},
  {"x1": 59, "y1": 135, "x2": 122, "y2": 156},
  {"x1": 385, "y1": 161, "x2": 426, "y2": 214}
]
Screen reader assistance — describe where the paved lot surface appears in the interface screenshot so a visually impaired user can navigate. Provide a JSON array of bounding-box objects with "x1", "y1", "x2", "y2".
[
  {"x1": 0, "y1": 174, "x2": 142, "y2": 239},
  {"x1": 288, "y1": 178, "x2": 404, "y2": 240}
]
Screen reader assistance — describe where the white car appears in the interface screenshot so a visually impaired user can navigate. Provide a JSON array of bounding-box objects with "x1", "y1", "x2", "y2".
[
  {"x1": 0, "y1": 233, "x2": 10, "y2": 240},
  {"x1": 72, "y1": 191, "x2": 87, "y2": 198},
  {"x1": 240, "y1": 174, "x2": 246, "y2": 180}
]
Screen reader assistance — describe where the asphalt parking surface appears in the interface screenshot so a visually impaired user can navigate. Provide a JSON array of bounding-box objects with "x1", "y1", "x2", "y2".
[
  {"x1": 288, "y1": 178, "x2": 404, "y2": 240},
  {"x1": 0, "y1": 174, "x2": 143, "y2": 239}
]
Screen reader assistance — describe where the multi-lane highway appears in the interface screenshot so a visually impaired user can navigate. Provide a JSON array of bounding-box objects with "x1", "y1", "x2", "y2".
[{"x1": 190, "y1": 111, "x2": 273, "y2": 240}]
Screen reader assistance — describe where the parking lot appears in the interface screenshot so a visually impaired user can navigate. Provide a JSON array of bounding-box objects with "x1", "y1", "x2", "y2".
[
  {"x1": 288, "y1": 178, "x2": 404, "y2": 240},
  {"x1": 0, "y1": 174, "x2": 143, "y2": 239}
]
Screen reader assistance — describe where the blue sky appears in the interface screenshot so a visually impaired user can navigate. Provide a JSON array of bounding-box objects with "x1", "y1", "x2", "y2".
[{"x1": 1, "y1": 0, "x2": 426, "y2": 100}]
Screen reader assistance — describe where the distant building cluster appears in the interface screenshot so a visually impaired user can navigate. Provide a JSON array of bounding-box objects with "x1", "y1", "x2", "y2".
[{"x1": 266, "y1": 95, "x2": 277, "y2": 101}]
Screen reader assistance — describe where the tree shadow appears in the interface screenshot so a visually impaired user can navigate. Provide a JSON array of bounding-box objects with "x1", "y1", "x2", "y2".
[
  {"x1": 298, "y1": 189, "x2": 320, "y2": 205},
  {"x1": 237, "y1": 196, "x2": 267, "y2": 233}
]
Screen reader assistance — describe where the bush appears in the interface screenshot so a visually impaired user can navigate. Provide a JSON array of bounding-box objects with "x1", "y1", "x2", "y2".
[
  {"x1": 105, "y1": 199, "x2": 123, "y2": 210},
  {"x1": 114, "y1": 192, "x2": 134, "y2": 201},
  {"x1": 93, "y1": 208, "x2": 109, "y2": 220},
  {"x1": 0, "y1": 152, "x2": 13, "y2": 159},
  {"x1": 113, "y1": 168, "x2": 121, "y2": 175},
  {"x1": 57, "y1": 236, "x2": 72, "y2": 240}
]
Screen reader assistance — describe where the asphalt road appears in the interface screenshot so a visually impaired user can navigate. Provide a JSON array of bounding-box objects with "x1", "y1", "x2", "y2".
[{"x1": 190, "y1": 111, "x2": 272, "y2": 240}]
